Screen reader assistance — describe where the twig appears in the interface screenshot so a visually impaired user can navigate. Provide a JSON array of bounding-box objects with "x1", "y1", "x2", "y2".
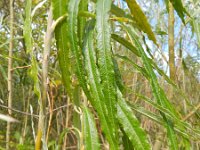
[
  {"x1": 11, "y1": 65, "x2": 31, "y2": 71},
  {"x1": 0, "y1": 104, "x2": 71, "y2": 117},
  {"x1": 183, "y1": 102, "x2": 200, "y2": 121},
  {"x1": 0, "y1": 104, "x2": 39, "y2": 118},
  {"x1": 46, "y1": 104, "x2": 71, "y2": 115},
  {"x1": 0, "y1": 104, "x2": 72, "y2": 119}
]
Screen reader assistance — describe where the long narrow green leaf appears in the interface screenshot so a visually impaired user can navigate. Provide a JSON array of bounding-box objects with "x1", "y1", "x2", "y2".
[
  {"x1": 121, "y1": 130, "x2": 133, "y2": 150},
  {"x1": 82, "y1": 106, "x2": 100, "y2": 150},
  {"x1": 24, "y1": 0, "x2": 32, "y2": 54},
  {"x1": 112, "y1": 33, "x2": 175, "y2": 86},
  {"x1": 52, "y1": 0, "x2": 72, "y2": 96},
  {"x1": 83, "y1": 19, "x2": 118, "y2": 149},
  {"x1": 24, "y1": 0, "x2": 40, "y2": 98},
  {"x1": 116, "y1": 54, "x2": 148, "y2": 78},
  {"x1": 168, "y1": 0, "x2": 189, "y2": 24},
  {"x1": 68, "y1": 0, "x2": 90, "y2": 97},
  {"x1": 111, "y1": 34, "x2": 140, "y2": 57},
  {"x1": 130, "y1": 104, "x2": 199, "y2": 141},
  {"x1": 91, "y1": 0, "x2": 133, "y2": 20},
  {"x1": 113, "y1": 58, "x2": 125, "y2": 94},
  {"x1": 125, "y1": 0, "x2": 157, "y2": 45},
  {"x1": 117, "y1": 90, "x2": 151, "y2": 150},
  {"x1": 96, "y1": 1, "x2": 118, "y2": 148},
  {"x1": 78, "y1": 0, "x2": 88, "y2": 48},
  {"x1": 123, "y1": 24, "x2": 179, "y2": 149}
]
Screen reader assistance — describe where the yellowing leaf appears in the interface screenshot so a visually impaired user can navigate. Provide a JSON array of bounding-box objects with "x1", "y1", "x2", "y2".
[{"x1": 125, "y1": 0, "x2": 157, "y2": 45}]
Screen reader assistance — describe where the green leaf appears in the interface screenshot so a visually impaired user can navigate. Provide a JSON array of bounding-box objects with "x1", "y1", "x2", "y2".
[
  {"x1": 57, "y1": 128, "x2": 70, "y2": 149},
  {"x1": 83, "y1": 19, "x2": 118, "y2": 149},
  {"x1": 113, "y1": 58, "x2": 125, "y2": 94},
  {"x1": 29, "y1": 57, "x2": 41, "y2": 98},
  {"x1": 111, "y1": 33, "x2": 175, "y2": 86},
  {"x1": 24, "y1": 0, "x2": 32, "y2": 54},
  {"x1": 82, "y1": 106, "x2": 100, "y2": 150},
  {"x1": 125, "y1": 0, "x2": 157, "y2": 45},
  {"x1": 116, "y1": 54, "x2": 148, "y2": 78},
  {"x1": 96, "y1": 0, "x2": 118, "y2": 148},
  {"x1": 68, "y1": 0, "x2": 90, "y2": 97},
  {"x1": 123, "y1": 24, "x2": 179, "y2": 149},
  {"x1": 121, "y1": 130, "x2": 133, "y2": 150},
  {"x1": 52, "y1": 0, "x2": 72, "y2": 96},
  {"x1": 111, "y1": 34, "x2": 140, "y2": 57},
  {"x1": 116, "y1": 35, "x2": 172, "y2": 89},
  {"x1": 24, "y1": 0, "x2": 41, "y2": 99},
  {"x1": 78, "y1": 0, "x2": 88, "y2": 48},
  {"x1": 129, "y1": 104, "x2": 193, "y2": 140},
  {"x1": 117, "y1": 90, "x2": 151, "y2": 150},
  {"x1": 168, "y1": 0, "x2": 189, "y2": 24}
]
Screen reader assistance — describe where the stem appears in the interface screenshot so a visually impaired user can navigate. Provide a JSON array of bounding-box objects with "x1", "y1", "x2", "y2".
[
  {"x1": 183, "y1": 102, "x2": 200, "y2": 121},
  {"x1": 6, "y1": 0, "x2": 14, "y2": 149},
  {"x1": 46, "y1": 86, "x2": 54, "y2": 142},
  {"x1": 168, "y1": 1, "x2": 175, "y2": 81},
  {"x1": 153, "y1": 2, "x2": 176, "y2": 149},
  {"x1": 35, "y1": 7, "x2": 53, "y2": 150}
]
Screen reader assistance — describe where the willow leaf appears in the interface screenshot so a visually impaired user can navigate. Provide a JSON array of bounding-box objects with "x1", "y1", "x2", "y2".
[
  {"x1": 24, "y1": 0, "x2": 32, "y2": 54},
  {"x1": 168, "y1": 0, "x2": 189, "y2": 24},
  {"x1": 0, "y1": 114, "x2": 19, "y2": 123},
  {"x1": 111, "y1": 33, "x2": 175, "y2": 86},
  {"x1": 68, "y1": 0, "x2": 90, "y2": 97},
  {"x1": 78, "y1": 0, "x2": 88, "y2": 48},
  {"x1": 29, "y1": 57, "x2": 40, "y2": 98},
  {"x1": 131, "y1": 101, "x2": 200, "y2": 140},
  {"x1": 125, "y1": 0, "x2": 157, "y2": 45},
  {"x1": 116, "y1": 55, "x2": 148, "y2": 78},
  {"x1": 96, "y1": 0, "x2": 118, "y2": 148},
  {"x1": 57, "y1": 128, "x2": 70, "y2": 150},
  {"x1": 83, "y1": 19, "x2": 118, "y2": 149},
  {"x1": 82, "y1": 106, "x2": 100, "y2": 150},
  {"x1": 111, "y1": 34, "x2": 140, "y2": 57},
  {"x1": 91, "y1": 0, "x2": 132, "y2": 19},
  {"x1": 113, "y1": 58, "x2": 125, "y2": 94},
  {"x1": 24, "y1": 0, "x2": 40, "y2": 98},
  {"x1": 117, "y1": 90, "x2": 151, "y2": 150},
  {"x1": 122, "y1": 131, "x2": 133, "y2": 150},
  {"x1": 123, "y1": 24, "x2": 179, "y2": 149},
  {"x1": 52, "y1": 0, "x2": 72, "y2": 96}
]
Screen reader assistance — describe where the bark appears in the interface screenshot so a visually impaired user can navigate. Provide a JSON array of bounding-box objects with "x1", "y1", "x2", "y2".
[{"x1": 6, "y1": 0, "x2": 14, "y2": 149}]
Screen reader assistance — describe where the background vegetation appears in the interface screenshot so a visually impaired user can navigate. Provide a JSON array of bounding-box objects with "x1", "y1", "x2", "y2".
[{"x1": 0, "y1": 0, "x2": 199, "y2": 149}]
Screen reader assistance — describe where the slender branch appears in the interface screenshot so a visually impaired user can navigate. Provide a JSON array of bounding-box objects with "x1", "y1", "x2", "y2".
[
  {"x1": 168, "y1": 1, "x2": 175, "y2": 81},
  {"x1": 46, "y1": 104, "x2": 71, "y2": 115},
  {"x1": 6, "y1": 0, "x2": 14, "y2": 149},
  {"x1": 11, "y1": 65, "x2": 31, "y2": 71},
  {"x1": 0, "y1": 104, "x2": 70, "y2": 118},
  {"x1": 0, "y1": 104, "x2": 39, "y2": 118},
  {"x1": 183, "y1": 102, "x2": 200, "y2": 121}
]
